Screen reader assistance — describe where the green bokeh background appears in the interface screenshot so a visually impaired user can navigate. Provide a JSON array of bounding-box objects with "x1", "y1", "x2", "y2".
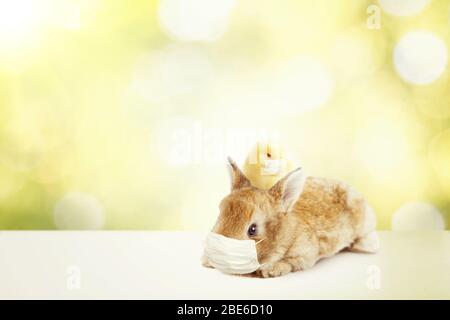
[{"x1": 0, "y1": 0, "x2": 449, "y2": 230}]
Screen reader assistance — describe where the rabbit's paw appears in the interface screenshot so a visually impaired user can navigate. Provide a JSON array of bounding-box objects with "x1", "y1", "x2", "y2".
[
  {"x1": 258, "y1": 261, "x2": 292, "y2": 278},
  {"x1": 201, "y1": 255, "x2": 214, "y2": 268}
]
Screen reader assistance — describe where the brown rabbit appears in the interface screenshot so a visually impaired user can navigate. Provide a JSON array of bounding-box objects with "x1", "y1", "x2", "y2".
[{"x1": 202, "y1": 157, "x2": 379, "y2": 278}]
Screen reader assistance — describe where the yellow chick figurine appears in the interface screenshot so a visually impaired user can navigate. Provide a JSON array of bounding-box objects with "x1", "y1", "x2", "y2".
[{"x1": 243, "y1": 141, "x2": 294, "y2": 190}]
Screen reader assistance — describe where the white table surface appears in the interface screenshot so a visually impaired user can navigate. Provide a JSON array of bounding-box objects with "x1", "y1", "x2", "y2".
[{"x1": 0, "y1": 231, "x2": 449, "y2": 299}]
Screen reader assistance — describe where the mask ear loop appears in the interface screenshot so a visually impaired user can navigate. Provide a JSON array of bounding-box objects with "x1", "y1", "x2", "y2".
[{"x1": 254, "y1": 238, "x2": 266, "y2": 269}]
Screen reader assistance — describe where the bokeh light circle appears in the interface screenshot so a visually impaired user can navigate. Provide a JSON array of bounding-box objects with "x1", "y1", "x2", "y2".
[
  {"x1": 379, "y1": 0, "x2": 430, "y2": 16},
  {"x1": 157, "y1": 0, "x2": 236, "y2": 41},
  {"x1": 394, "y1": 31, "x2": 448, "y2": 85},
  {"x1": 274, "y1": 57, "x2": 334, "y2": 115},
  {"x1": 0, "y1": 0, "x2": 44, "y2": 50},
  {"x1": 54, "y1": 192, "x2": 105, "y2": 230},
  {"x1": 132, "y1": 46, "x2": 214, "y2": 103},
  {"x1": 392, "y1": 202, "x2": 445, "y2": 231}
]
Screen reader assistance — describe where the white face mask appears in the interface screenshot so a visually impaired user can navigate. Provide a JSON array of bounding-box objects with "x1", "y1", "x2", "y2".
[{"x1": 204, "y1": 232, "x2": 265, "y2": 275}]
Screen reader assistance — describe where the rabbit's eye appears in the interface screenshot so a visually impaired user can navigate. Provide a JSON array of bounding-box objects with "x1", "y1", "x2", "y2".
[{"x1": 247, "y1": 223, "x2": 257, "y2": 237}]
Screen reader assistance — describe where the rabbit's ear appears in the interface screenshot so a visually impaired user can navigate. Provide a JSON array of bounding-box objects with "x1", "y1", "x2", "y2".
[
  {"x1": 269, "y1": 167, "x2": 306, "y2": 213},
  {"x1": 227, "y1": 157, "x2": 251, "y2": 190}
]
